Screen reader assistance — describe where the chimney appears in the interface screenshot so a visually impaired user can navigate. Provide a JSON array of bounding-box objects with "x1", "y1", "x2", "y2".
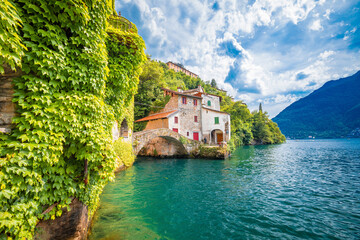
[{"x1": 177, "y1": 87, "x2": 183, "y2": 92}]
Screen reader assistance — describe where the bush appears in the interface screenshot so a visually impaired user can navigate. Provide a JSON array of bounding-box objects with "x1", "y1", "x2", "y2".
[{"x1": 113, "y1": 139, "x2": 135, "y2": 167}]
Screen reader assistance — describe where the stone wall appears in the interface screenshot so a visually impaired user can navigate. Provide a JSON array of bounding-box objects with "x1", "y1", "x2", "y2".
[
  {"x1": 145, "y1": 118, "x2": 169, "y2": 130},
  {"x1": 160, "y1": 95, "x2": 178, "y2": 113},
  {"x1": 202, "y1": 94, "x2": 221, "y2": 111},
  {"x1": 177, "y1": 95, "x2": 202, "y2": 140},
  {"x1": 0, "y1": 64, "x2": 20, "y2": 133}
]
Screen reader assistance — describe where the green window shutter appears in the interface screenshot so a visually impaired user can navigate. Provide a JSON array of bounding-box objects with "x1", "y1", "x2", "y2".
[
  {"x1": 215, "y1": 117, "x2": 219, "y2": 124},
  {"x1": 207, "y1": 100, "x2": 211, "y2": 106}
]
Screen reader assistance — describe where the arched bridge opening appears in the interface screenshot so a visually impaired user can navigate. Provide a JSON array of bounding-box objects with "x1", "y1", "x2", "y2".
[
  {"x1": 137, "y1": 136, "x2": 188, "y2": 158},
  {"x1": 133, "y1": 128, "x2": 200, "y2": 158}
]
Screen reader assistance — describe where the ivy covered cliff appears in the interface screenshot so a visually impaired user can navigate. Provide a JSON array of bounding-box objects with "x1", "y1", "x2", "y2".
[
  {"x1": 134, "y1": 58, "x2": 285, "y2": 148},
  {"x1": 0, "y1": 1, "x2": 145, "y2": 238}
]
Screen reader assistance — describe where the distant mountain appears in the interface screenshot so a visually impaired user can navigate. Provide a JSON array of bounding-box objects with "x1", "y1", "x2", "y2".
[{"x1": 273, "y1": 71, "x2": 360, "y2": 139}]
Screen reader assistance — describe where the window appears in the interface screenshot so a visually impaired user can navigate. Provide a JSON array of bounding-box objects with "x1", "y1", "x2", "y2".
[
  {"x1": 187, "y1": 132, "x2": 189, "y2": 136},
  {"x1": 207, "y1": 100, "x2": 211, "y2": 106},
  {"x1": 174, "y1": 116, "x2": 178, "y2": 123},
  {"x1": 215, "y1": 117, "x2": 219, "y2": 124},
  {"x1": 194, "y1": 99, "x2": 197, "y2": 106},
  {"x1": 194, "y1": 116, "x2": 198, "y2": 122},
  {"x1": 182, "y1": 97, "x2": 187, "y2": 104}
]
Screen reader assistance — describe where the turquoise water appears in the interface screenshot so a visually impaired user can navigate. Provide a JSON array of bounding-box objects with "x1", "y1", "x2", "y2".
[{"x1": 89, "y1": 139, "x2": 360, "y2": 240}]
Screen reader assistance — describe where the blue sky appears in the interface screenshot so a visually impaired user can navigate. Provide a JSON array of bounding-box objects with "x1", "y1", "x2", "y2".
[{"x1": 115, "y1": 0, "x2": 360, "y2": 117}]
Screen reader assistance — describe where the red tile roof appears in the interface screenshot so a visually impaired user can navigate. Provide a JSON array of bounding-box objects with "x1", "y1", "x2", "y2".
[
  {"x1": 161, "y1": 88, "x2": 202, "y2": 99},
  {"x1": 135, "y1": 110, "x2": 177, "y2": 122}
]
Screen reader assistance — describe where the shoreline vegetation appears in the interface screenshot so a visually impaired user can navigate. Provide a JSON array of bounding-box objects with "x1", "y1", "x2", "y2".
[{"x1": 134, "y1": 57, "x2": 286, "y2": 151}]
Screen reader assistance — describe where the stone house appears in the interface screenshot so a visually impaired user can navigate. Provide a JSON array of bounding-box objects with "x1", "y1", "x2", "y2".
[{"x1": 136, "y1": 86, "x2": 231, "y2": 144}]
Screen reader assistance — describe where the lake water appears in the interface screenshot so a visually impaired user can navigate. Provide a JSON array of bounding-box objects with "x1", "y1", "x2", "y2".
[{"x1": 89, "y1": 139, "x2": 360, "y2": 240}]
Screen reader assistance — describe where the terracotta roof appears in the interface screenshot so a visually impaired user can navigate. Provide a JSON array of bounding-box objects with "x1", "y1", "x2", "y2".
[
  {"x1": 161, "y1": 88, "x2": 202, "y2": 99},
  {"x1": 135, "y1": 110, "x2": 177, "y2": 122},
  {"x1": 202, "y1": 107, "x2": 230, "y2": 115},
  {"x1": 184, "y1": 88, "x2": 222, "y2": 101}
]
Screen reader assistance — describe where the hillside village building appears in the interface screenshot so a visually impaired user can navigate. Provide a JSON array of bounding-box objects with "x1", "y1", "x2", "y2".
[
  {"x1": 135, "y1": 86, "x2": 231, "y2": 144},
  {"x1": 166, "y1": 61, "x2": 199, "y2": 78}
]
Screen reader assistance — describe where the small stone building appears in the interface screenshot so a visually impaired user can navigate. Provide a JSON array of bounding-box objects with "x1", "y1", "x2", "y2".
[
  {"x1": 166, "y1": 61, "x2": 198, "y2": 78},
  {"x1": 136, "y1": 86, "x2": 231, "y2": 144}
]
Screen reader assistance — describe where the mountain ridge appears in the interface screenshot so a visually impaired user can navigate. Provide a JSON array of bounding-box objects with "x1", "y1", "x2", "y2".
[{"x1": 273, "y1": 70, "x2": 360, "y2": 138}]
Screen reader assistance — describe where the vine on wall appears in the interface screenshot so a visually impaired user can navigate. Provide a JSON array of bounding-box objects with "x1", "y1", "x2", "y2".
[
  {"x1": 0, "y1": 0, "x2": 26, "y2": 72},
  {"x1": 0, "y1": 0, "x2": 145, "y2": 238}
]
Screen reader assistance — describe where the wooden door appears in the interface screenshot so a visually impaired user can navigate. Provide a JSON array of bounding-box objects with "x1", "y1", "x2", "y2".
[
  {"x1": 193, "y1": 132, "x2": 199, "y2": 141},
  {"x1": 216, "y1": 133, "x2": 223, "y2": 143}
]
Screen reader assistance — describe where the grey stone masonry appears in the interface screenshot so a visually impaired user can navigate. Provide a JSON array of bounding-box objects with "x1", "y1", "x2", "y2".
[
  {"x1": 0, "y1": 64, "x2": 21, "y2": 133},
  {"x1": 133, "y1": 128, "x2": 200, "y2": 155},
  {"x1": 133, "y1": 128, "x2": 229, "y2": 159}
]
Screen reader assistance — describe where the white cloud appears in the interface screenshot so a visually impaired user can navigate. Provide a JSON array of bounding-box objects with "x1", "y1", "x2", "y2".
[
  {"x1": 319, "y1": 50, "x2": 335, "y2": 59},
  {"x1": 323, "y1": 9, "x2": 332, "y2": 19},
  {"x1": 309, "y1": 19, "x2": 323, "y2": 31}
]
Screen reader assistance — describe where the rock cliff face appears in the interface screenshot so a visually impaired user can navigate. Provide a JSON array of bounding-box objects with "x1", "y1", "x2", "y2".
[
  {"x1": 35, "y1": 199, "x2": 89, "y2": 240},
  {"x1": 190, "y1": 145, "x2": 229, "y2": 160}
]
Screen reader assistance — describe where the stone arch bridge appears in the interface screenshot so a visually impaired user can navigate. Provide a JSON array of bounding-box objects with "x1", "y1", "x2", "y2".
[{"x1": 133, "y1": 128, "x2": 200, "y2": 157}]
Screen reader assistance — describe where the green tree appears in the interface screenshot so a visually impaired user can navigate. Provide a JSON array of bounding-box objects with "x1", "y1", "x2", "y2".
[
  {"x1": 134, "y1": 59, "x2": 168, "y2": 131},
  {"x1": 252, "y1": 111, "x2": 272, "y2": 144},
  {"x1": 251, "y1": 110, "x2": 285, "y2": 144},
  {"x1": 223, "y1": 101, "x2": 253, "y2": 145},
  {"x1": 211, "y1": 78, "x2": 217, "y2": 88}
]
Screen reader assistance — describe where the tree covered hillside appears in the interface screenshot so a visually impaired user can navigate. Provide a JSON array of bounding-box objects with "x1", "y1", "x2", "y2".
[
  {"x1": 135, "y1": 58, "x2": 286, "y2": 146},
  {"x1": 273, "y1": 70, "x2": 360, "y2": 139}
]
